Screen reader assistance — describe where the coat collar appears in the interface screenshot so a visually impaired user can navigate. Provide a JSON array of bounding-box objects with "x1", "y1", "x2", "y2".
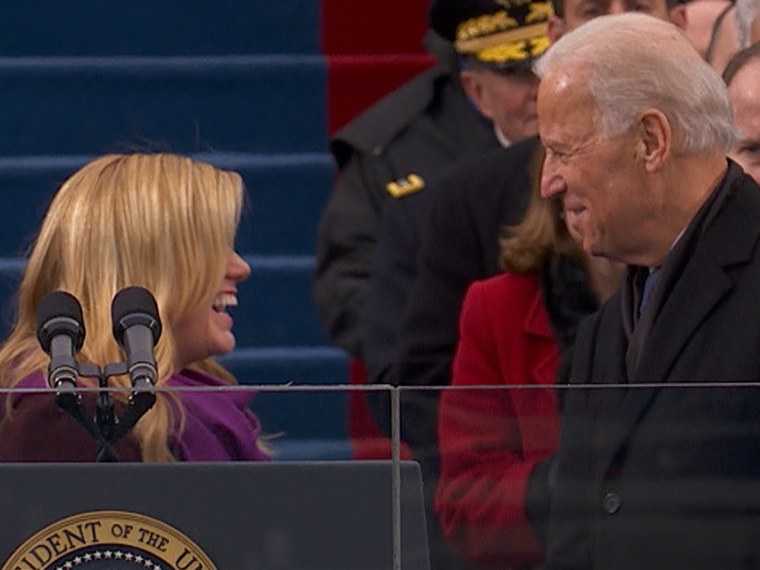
[
  {"x1": 524, "y1": 288, "x2": 554, "y2": 339},
  {"x1": 634, "y1": 163, "x2": 756, "y2": 382},
  {"x1": 523, "y1": 278, "x2": 563, "y2": 386}
]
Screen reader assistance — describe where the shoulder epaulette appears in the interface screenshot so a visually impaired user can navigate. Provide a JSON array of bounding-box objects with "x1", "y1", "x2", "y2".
[{"x1": 386, "y1": 174, "x2": 425, "y2": 198}]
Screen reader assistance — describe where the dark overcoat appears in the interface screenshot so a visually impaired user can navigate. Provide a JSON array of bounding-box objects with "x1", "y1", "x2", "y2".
[{"x1": 545, "y1": 165, "x2": 760, "y2": 570}]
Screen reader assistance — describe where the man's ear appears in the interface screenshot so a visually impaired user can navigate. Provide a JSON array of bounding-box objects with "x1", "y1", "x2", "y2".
[
  {"x1": 636, "y1": 109, "x2": 671, "y2": 172},
  {"x1": 459, "y1": 69, "x2": 494, "y2": 120},
  {"x1": 547, "y1": 14, "x2": 565, "y2": 42},
  {"x1": 669, "y1": 4, "x2": 688, "y2": 31}
]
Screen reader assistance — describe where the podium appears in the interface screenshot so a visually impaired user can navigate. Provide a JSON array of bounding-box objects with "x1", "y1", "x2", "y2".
[{"x1": 0, "y1": 461, "x2": 430, "y2": 569}]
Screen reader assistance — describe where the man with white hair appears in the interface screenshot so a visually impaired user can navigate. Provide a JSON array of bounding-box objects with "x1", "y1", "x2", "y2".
[
  {"x1": 536, "y1": 12, "x2": 760, "y2": 569},
  {"x1": 736, "y1": 0, "x2": 760, "y2": 45},
  {"x1": 724, "y1": 42, "x2": 760, "y2": 184},
  {"x1": 689, "y1": 0, "x2": 760, "y2": 72}
]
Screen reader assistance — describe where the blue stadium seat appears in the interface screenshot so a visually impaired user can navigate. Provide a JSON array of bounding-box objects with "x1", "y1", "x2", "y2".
[
  {"x1": 0, "y1": 153, "x2": 333, "y2": 257},
  {"x1": 0, "y1": 56, "x2": 327, "y2": 156},
  {"x1": 0, "y1": 1, "x2": 320, "y2": 56}
]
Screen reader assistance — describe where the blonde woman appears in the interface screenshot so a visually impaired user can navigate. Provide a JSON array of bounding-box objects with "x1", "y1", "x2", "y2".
[{"x1": 0, "y1": 153, "x2": 268, "y2": 462}]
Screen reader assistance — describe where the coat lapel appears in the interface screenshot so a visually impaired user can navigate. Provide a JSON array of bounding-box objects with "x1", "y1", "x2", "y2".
[
  {"x1": 638, "y1": 171, "x2": 760, "y2": 383},
  {"x1": 633, "y1": 262, "x2": 732, "y2": 382},
  {"x1": 524, "y1": 288, "x2": 559, "y2": 384},
  {"x1": 591, "y1": 269, "x2": 730, "y2": 471},
  {"x1": 587, "y1": 304, "x2": 636, "y2": 471}
]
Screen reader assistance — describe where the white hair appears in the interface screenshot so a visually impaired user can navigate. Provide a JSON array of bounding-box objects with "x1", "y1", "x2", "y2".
[
  {"x1": 534, "y1": 13, "x2": 738, "y2": 154},
  {"x1": 736, "y1": 0, "x2": 760, "y2": 48}
]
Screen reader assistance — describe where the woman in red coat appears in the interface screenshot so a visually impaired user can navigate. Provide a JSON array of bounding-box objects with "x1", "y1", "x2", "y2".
[{"x1": 435, "y1": 180, "x2": 622, "y2": 569}]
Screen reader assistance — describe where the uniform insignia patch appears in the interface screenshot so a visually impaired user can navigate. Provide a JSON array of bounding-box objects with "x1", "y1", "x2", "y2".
[{"x1": 386, "y1": 174, "x2": 425, "y2": 198}]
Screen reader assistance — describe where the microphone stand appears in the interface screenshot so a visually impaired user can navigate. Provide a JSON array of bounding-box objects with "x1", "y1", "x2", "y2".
[
  {"x1": 104, "y1": 362, "x2": 156, "y2": 442},
  {"x1": 53, "y1": 361, "x2": 156, "y2": 462}
]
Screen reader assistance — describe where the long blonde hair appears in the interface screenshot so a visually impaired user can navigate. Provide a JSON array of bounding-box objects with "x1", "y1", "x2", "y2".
[{"x1": 0, "y1": 153, "x2": 244, "y2": 461}]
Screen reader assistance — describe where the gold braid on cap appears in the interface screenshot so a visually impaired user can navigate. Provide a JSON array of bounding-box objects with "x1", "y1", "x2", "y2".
[
  {"x1": 455, "y1": 22, "x2": 549, "y2": 57},
  {"x1": 527, "y1": 2, "x2": 554, "y2": 22},
  {"x1": 476, "y1": 35, "x2": 551, "y2": 62},
  {"x1": 454, "y1": 2, "x2": 554, "y2": 60},
  {"x1": 456, "y1": 11, "x2": 519, "y2": 43}
]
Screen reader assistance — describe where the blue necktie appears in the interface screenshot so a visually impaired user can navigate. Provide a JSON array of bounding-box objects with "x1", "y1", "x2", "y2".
[{"x1": 639, "y1": 267, "x2": 661, "y2": 316}]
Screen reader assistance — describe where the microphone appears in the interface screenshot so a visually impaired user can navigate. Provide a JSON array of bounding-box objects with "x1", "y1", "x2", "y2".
[
  {"x1": 111, "y1": 286, "x2": 162, "y2": 393},
  {"x1": 36, "y1": 291, "x2": 85, "y2": 394}
]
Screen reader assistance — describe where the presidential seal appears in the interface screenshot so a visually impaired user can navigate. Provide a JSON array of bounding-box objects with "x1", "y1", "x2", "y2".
[{"x1": 2, "y1": 511, "x2": 217, "y2": 570}]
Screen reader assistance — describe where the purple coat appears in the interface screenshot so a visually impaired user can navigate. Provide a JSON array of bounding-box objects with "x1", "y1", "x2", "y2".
[{"x1": 0, "y1": 368, "x2": 269, "y2": 462}]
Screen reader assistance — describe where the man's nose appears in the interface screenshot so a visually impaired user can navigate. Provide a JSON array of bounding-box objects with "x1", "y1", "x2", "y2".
[
  {"x1": 608, "y1": 0, "x2": 627, "y2": 15},
  {"x1": 540, "y1": 154, "x2": 565, "y2": 198}
]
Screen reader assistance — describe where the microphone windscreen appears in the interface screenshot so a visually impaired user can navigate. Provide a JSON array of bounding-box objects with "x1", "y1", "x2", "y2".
[
  {"x1": 111, "y1": 286, "x2": 163, "y2": 346},
  {"x1": 36, "y1": 291, "x2": 85, "y2": 352}
]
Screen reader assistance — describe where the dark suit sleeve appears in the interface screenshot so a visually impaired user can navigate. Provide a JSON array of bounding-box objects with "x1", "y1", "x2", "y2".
[
  {"x1": 363, "y1": 191, "x2": 433, "y2": 432},
  {"x1": 390, "y1": 140, "x2": 537, "y2": 454},
  {"x1": 392, "y1": 176, "x2": 490, "y2": 452},
  {"x1": 313, "y1": 150, "x2": 389, "y2": 359}
]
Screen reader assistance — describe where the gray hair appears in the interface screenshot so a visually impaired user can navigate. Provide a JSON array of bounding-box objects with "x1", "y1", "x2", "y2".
[
  {"x1": 736, "y1": 0, "x2": 760, "y2": 49},
  {"x1": 534, "y1": 13, "x2": 737, "y2": 154}
]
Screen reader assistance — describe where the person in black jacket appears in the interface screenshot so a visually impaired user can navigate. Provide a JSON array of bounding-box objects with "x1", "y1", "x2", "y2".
[
  {"x1": 365, "y1": 138, "x2": 542, "y2": 436},
  {"x1": 313, "y1": 0, "x2": 552, "y2": 360},
  {"x1": 318, "y1": 3, "x2": 553, "y2": 569},
  {"x1": 724, "y1": 42, "x2": 760, "y2": 184}
]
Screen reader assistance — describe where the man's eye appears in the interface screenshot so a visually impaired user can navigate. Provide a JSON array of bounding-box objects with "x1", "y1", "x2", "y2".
[{"x1": 548, "y1": 148, "x2": 569, "y2": 162}]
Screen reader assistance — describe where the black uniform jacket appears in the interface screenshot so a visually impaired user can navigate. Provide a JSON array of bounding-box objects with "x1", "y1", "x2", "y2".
[
  {"x1": 375, "y1": 137, "x2": 543, "y2": 449},
  {"x1": 313, "y1": 64, "x2": 495, "y2": 358}
]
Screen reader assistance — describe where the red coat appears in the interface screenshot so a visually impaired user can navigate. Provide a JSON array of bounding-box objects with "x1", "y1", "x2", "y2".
[{"x1": 435, "y1": 272, "x2": 562, "y2": 569}]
